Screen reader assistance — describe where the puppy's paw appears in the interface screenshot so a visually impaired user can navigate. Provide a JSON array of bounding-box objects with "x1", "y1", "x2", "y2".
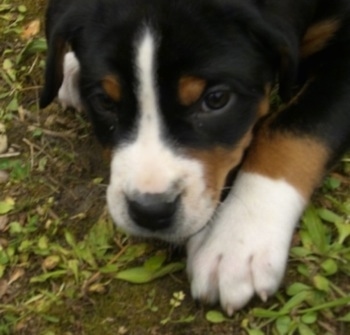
[
  {"x1": 58, "y1": 52, "x2": 82, "y2": 111},
  {"x1": 187, "y1": 172, "x2": 305, "y2": 314},
  {"x1": 187, "y1": 221, "x2": 289, "y2": 314}
]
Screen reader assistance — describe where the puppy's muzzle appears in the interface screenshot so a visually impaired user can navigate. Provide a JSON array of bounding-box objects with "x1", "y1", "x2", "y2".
[{"x1": 126, "y1": 192, "x2": 180, "y2": 231}]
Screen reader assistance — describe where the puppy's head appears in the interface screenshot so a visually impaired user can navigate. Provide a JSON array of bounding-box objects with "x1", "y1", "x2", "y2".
[{"x1": 41, "y1": 0, "x2": 298, "y2": 242}]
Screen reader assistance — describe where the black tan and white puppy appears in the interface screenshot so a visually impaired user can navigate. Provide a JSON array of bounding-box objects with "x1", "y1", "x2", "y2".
[{"x1": 40, "y1": 0, "x2": 350, "y2": 314}]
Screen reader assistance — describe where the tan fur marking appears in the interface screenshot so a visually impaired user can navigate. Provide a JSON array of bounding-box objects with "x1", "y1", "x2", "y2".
[
  {"x1": 187, "y1": 132, "x2": 253, "y2": 201},
  {"x1": 102, "y1": 75, "x2": 121, "y2": 101},
  {"x1": 178, "y1": 76, "x2": 206, "y2": 106},
  {"x1": 243, "y1": 128, "x2": 329, "y2": 198},
  {"x1": 257, "y1": 84, "x2": 271, "y2": 117},
  {"x1": 301, "y1": 20, "x2": 341, "y2": 58}
]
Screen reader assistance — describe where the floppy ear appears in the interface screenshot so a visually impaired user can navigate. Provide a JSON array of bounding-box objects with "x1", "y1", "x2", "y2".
[
  {"x1": 40, "y1": 36, "x2": 69, "y2": 108},
  {"x1": 247, "y1": 3, "x2": 299, "y2": 101},
  {"x1": 40, "y1": 2, "x2": 83, "y2": 109},
  {"x1": 256, "y1": 25, "x2": 299, "y2": 102},
  {"x1": 223, "y1": 2, "x2": 299, "y2": 102}
]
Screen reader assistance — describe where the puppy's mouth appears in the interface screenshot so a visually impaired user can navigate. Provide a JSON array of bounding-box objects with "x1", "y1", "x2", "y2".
[
  {"x1": 106, "y1": 163, "x2": 241, "y2": 244},
  {"x1": 113, "y1": 179, "x2": 241, "y2": 243},
  {"x1": 107, "y1": 183, "x2": 217, "y2": 243}
]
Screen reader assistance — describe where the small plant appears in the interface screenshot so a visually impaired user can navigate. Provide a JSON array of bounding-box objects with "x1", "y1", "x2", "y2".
[
  {"x1": 116, "y1": 251, "x2": 184, "y2": 284},
  {"x1": 161, "y1": 291, "x2": 195, "y2": 325},
  {"x1": 145, "y1": 289, "x2": 159, "y2": 312},
  {"x1": 0, "y1": 4, "x2": 46, "y2": 121}
]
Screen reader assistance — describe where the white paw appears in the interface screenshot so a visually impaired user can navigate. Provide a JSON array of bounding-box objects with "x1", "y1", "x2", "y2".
[
  {"x1": 187, "y1": 172, "x2": 305, "y2": 314},
  {"x1": 58, "y1": 52, "x2": 82, "y2": 111}
]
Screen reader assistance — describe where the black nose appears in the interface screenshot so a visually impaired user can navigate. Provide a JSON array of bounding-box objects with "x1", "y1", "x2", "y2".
[{"x1": 127, "y1": 193, "x2": 179, "y2": 231}]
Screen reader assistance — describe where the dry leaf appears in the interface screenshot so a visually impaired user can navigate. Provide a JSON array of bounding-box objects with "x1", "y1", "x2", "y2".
[
  {"x1": 0, "y1": 215, "x2": 9, "y2": 231},
  {"x1": 0, "y1": 123, "x2": 8, "y2": 154},
  {"x1": 88, "y1": 283, "x2": 107, "y2": 294},
  {"x1": 22, "y1": 19, "x2": 40, "y2": 40},
  {"x1": 0, "y1": 280, "x2": 8, "y2": 299},
  {"x1": 42, "y1": 255, "x2": 60, "y2": 270},
  {"x1": 0, "y1": 170, "x2": 9, "y2": 184},
  {"x1": 8, "y1": 268, "x2": 25, "y2": 285},
  {"x1": 0, "y1": 238, "x2": 9, "y2": 248},
  {"x1": 18, "y1": 105, "x2": 26, "y2": 122}
]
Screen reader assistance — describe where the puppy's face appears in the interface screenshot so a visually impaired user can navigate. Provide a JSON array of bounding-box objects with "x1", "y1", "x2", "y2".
[{"x1": 44, "y1": 0, "x2": 284, "y2": 242}]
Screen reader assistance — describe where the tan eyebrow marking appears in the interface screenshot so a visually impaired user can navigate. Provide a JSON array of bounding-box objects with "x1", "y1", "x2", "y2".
[
  {"x1": 178, "y1": 76, "x2": 207, "y2": 106},
  {"x1": 301, "y1": 19, "x2": 341, "y2": 58},
  {"x1": 102, "y1": 75, "x2": 122, "y2": 101},
  {"x1": 256, "y1": 84, "x2": 271, "y2": 118}
]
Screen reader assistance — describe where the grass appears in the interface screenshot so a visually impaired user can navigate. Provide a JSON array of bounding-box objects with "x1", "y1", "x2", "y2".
[{"x1": 0, "y1": 1, "x2": 349, "y2": 334}]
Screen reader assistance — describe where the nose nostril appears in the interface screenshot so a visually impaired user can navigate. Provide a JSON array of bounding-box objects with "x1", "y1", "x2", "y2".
[{"x1": 127, "y1": 193, "x2": 180, "y2": 231}]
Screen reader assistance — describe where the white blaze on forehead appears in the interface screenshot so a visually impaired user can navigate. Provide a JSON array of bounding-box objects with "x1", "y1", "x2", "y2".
[
  {"x1": 129, "y1": 26, "x2": 175, "y2": 194},
  {"x1": 107, "y1": 27, "x2": 216, "y2": 241},
  {"x1": 135, "y1": 27, "x2": 161, "y2": 142}
]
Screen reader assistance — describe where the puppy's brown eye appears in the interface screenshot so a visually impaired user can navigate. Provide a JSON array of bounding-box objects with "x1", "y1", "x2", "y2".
[
  {"x1": 99, "y1": 94, "x2": 115, "y2": 111},
  {"x1": 203, "y1": 90, "x2": 232, "y2": 111}
]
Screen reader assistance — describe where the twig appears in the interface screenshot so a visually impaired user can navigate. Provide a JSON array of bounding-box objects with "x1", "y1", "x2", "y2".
[
  {"x1": 108, "y1": 245, "x2": 129, "y2": 265},
  {"x1": 28, "y1": 125, "x2": 76, "y2": 139},
  {"x1": 19, "y1": 85, "x2": 42, "y2": 92},
  {"x1": 0, "y1": 152, "x2": 20, "y2": 158},
  {"x1": 22, "y1": 138, "x2": 35, "y2": 168}
]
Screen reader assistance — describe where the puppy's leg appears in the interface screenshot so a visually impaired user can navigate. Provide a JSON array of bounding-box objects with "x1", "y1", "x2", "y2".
[
  {"x1": 58, "y1": 51, "x2": 82, "y2": 111},
  {"x1": 187, "y1": 31, "x2": 350, "y2": 313},
  {"x1": 187, "y1": 132, "x2": 326, "y2": 314}
]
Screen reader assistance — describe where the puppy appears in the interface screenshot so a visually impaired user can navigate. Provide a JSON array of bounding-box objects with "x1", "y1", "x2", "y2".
[{"x1": 40, "y1": 0, "x2": 350, "y2": 314}]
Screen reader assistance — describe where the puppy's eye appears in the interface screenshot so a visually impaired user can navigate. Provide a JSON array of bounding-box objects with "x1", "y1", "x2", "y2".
[
  {"x1": 202, "y1": 89, "x2": 234, "y2": 111},
  {"x1": 97, "y1": 93, "x2": 116, "y2": 111},
  {"x1": 89, "y1": 93, "x2": 118, "y2": 128}
]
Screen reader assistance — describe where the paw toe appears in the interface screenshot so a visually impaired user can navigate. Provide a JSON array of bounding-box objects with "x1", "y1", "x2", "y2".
[
  {"x1": 251, "y1": 252, "x2": 287, "y2": 298},
  {"x1": 190, "y1": 261, "x2": 220, "y2": 305}
]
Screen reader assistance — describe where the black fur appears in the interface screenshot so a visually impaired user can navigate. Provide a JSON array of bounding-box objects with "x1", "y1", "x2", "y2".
[
  {"x1": 40, "y1": 1, "x2": 350, "y2": 312},
  {"x1": 41, "y1": 0, "x2": 350, "y2": 180}
]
